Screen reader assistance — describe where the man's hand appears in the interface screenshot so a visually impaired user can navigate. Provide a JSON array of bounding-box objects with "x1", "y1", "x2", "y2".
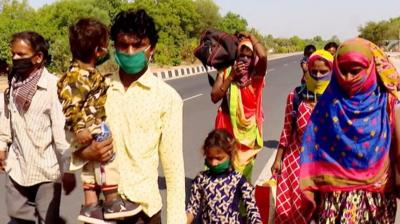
[
  {"x1": 76, "y1": 129, "x2": 93, "y2": 145},
  {"x1": 62, "y1": 173, "x2": 76, "y2": 195},
  {"x1": 0, "y1": 150, "x2": 7, "y2": 172},
  {"x1": 76, "y1": 137, "x2": 114, "y2": 163}
]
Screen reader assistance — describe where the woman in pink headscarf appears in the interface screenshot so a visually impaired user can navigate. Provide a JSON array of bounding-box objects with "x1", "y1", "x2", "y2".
[{"x1": 300, "y1": 38, "x2": 400, "y2": 223}]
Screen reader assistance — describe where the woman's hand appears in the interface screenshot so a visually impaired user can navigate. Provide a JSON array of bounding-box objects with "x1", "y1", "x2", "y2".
[
  {"x1": 233, "y1": 60, "x2": 247, "y2": 78},
  {"x1": 270, "y1": 148, "x2": 284, "y2": 175},
  {"x1": 271, "y1": 159, "x2": 282, "y2": 176}
]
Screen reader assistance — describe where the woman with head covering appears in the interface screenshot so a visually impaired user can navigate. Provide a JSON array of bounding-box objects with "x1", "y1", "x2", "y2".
[
  {"x1": 211, "y1": 33, "x2": 267, "y2": 181},
  {"x1": 299, "y1": 38, "x2": 400, "y2": 223},
  {"x1": 271, "y1": 50, "x2": 334, "y2": 224}
]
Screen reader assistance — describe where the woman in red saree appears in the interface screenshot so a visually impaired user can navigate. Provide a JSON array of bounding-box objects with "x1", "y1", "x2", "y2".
[
  {"x1": 271, "y1": 50, "x2": 334, "y2": 224},
  {"x1": 211, "y1": 33, "x2": 267, "y2": 181}
]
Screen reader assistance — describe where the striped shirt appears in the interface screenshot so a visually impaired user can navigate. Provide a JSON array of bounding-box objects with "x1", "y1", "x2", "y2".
[
  {"x1": 0, "y1": 93, "x2": 3, "y2": 117},
  {"x1": 0, "y1": 68, "x2": 70, "y2": 186}
]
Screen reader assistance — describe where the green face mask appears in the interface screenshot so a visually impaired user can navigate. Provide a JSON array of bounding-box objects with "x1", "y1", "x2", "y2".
[
  {"x1": 114, "y1": 47, "x2": 150, "y2": 75},
  {"x1": 205, "y1": 159, "x2": 231, "y2": 174}
]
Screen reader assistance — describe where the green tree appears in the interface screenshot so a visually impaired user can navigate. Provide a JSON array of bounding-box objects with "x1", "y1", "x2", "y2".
[
  {"x1": 359, "y1": 21, "x2": 390, "y2": 45},
  {"x1": 0, "y1": 0, "x2": 35, "y2": 62},
  {"x1": 128, "y1": 0, "x2": 200, "y2": 65},
  {"x1": 193, "y1": 0, "x2": 220, "y2": 36},
  {"x1": 289, "y1": 36, "x2": 305, "y2": 51},
  {"x1": 217, "y1": 12, "x2": 247, "y2": 34},
  {"x1": 0, "y1": 0, "x2": 341, "y2": 71},
  {"x1": 327, "y1": 35, "x2": 341, "y2": 45},
  {"x1": 34, "y1": 0, "x2": 111, "y2": 72}
]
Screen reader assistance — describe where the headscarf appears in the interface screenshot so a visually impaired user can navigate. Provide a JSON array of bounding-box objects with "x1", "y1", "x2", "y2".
[
  {"x1": 299, "y1": 38, "x2": 400, "y2": 217},
  {"x1": 304, "y1": 50, "x2": 333, "y2": 95},
  {"x1": 234, "y1": 38, "x2": 256, "y2": 87}
]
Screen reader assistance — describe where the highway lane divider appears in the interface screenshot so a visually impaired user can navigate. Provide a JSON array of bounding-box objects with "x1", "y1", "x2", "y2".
[
  {"x1": 151, "y1": 65, "x2": 216, "y2": 81},
  {"x1": 152, "y1": 52, "x2": 302, "y2": 81}
]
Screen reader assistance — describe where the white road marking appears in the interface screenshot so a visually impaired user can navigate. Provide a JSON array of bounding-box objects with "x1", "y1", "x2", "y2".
[
  {"x1": 283, "y1": 63, "x2": 288, "y2": 66},
  {"x1": 183, "y1": 93, "x2": 203, "y2": 102},
  {"x1": 268, "y1": 68, "x2": 276, "y2": 72}
]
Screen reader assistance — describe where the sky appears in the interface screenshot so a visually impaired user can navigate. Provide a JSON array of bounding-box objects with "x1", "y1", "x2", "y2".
[{"x1": 29, "y1": 0, "x2": 400, "y2": 40}]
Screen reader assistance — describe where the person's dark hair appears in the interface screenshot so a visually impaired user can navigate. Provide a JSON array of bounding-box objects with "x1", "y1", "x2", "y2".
[
  {"x1": 69, "y1": 18, "x2": 108, "y2": 63},
  {"x1": 11, "y1": 31, "x2": 50, "y2": 64},
  {"x1": 0, "y1": 59, "x2": 9, "y2": 76},
  {"x1": 303, "y1": 44, "x2": 316, "y2": 57},
  {"x1": 111, "y1": 9, "x2": 159, "y2": 47},
  {"x1": 324, "y1": 42, "x2": 339, "y2": 51},
  {"x1": 203, "y1": 129, "x2": 236, "y2": 156}
]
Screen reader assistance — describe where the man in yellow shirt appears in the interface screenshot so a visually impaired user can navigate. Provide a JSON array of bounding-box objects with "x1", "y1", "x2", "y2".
[{"x1": 72, "y1": 9, "x2": 186, "y2": 224}]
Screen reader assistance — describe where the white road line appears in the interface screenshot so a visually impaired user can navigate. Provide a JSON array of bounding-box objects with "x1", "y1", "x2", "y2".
[
  {"x1": 183, "y1": 93, "x2": 203, "y2": 102},
  {"x1": 283, "y1": 63, "x2": 288, "y2": 66}
]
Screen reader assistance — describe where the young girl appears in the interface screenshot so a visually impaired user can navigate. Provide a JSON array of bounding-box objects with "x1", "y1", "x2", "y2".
[{"x1": 186, "y1": 129, "x2": 262, "y2": 224}]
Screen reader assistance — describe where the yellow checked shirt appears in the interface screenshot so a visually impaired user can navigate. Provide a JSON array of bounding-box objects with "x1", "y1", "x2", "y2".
[{"x1": 71, "y1": 69, "x2": 186, "y2": 223}]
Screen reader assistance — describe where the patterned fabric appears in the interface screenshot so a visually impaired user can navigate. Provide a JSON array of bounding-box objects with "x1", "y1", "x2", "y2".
[
  {"x1": 11, "y1": 68, "x2": 42, "y2": 113},
  {"x1": 315, "y1": 190, "x2": 396, "y2": 224},
  {"x1": 215, "y1": 66, "x2": 264, "y2": 180},
  {"x1": 299, "y1": 38, "x2": 399, "y2": 220},
  {"x1": 307, "y1": 50, "x2": 334, "y2": 74},
  {"x1": 186, "y1": 170, "x2": 262, "y2": 223},
  {"x1": 275, "y1": 91, "x2": 314, "y2": 224},
  {"x1": 335, "y1": 38, "x2": 400, "y2": 99},
  {"x1": 70, "y1": 69, "x2": 185, "y2": 223},
  {"x1": 304, "y1": 50, "x2": 333, "y2": 95},
  {"x1": 0, "y1": 68, "x2": 70, "y2": 186},
  {"x1": 216, "y1": 66, "x2": 264, "y2": 151},
  {"x1": 229, "y1": 76, "x2": 264, "y2": 150},
  {"x1": 57, "y1": 61, "x2": 109, "y2": 133}
]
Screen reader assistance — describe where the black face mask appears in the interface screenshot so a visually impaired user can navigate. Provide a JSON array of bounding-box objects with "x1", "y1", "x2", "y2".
[{"x1": 12, "y1": 57, "x2": 35, "y2": 75}]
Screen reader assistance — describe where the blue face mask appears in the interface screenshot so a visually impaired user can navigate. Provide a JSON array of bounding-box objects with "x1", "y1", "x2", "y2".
[{"x1": 114, "y1": 46, "x2": 150, "y2": 75}]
